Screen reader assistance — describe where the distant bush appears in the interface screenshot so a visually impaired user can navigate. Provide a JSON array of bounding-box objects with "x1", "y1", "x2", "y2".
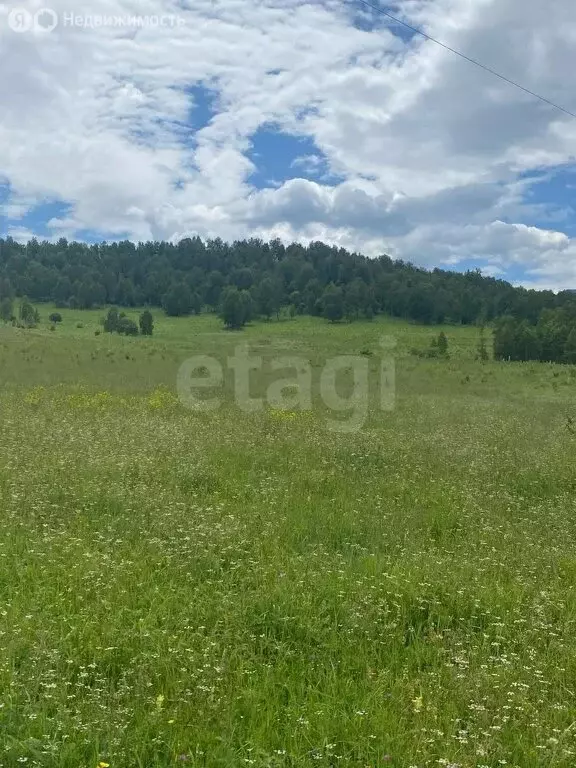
[
  {"x1": 117, "y1": 317, "x2": 139, "y2": 336},
  {"x1": 411, "y1": 347, "x2": 442, "y2": 359},
  {"x1": 49, "y1": 312, "x2": 62, "y2": 324},
  {"x1": 103, "y1": 307, "x2": 141, "y2": 337},
  {"x1": 411, "y1": 333, "x2": 450, "y2": 359},
  {"x1": 76, "y1": 322, "x2": 84, "y2": 329}
]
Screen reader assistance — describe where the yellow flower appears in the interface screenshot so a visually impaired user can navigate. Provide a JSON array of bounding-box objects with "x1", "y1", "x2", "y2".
[
  {"x1": 98, "y1": 762, "x2": 110, "y2": 768},
  {"x1": 24, "y1": 386, "x2": 45, "y2": 406},
  {"x1": 148, "y1": 386, "x2": 177, "y2": 409}
]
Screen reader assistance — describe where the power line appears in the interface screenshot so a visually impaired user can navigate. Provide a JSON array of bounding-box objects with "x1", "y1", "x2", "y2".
[{"x1": 351, "y1": 0, "x2": 576, "y2": 119}]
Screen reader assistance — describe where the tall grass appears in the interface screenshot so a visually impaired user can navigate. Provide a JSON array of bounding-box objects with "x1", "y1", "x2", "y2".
[{"x1": 0, "y1": 312, "x2": 575, "y2": 766}]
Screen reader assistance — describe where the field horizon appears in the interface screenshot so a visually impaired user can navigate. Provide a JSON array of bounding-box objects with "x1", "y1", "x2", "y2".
[{"x1": 1, "y1": 307, "x2": 576, "y2": 767}]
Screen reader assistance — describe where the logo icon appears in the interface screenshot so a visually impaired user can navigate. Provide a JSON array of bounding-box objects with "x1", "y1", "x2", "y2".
[
  {"x1": 7, "y1": 7, "x2": 33, "y2": 32},
  {"x1": 34, "y1": 7, "x2": 58, "y2": 32},
  {"x1": 7, "y1": 7, "x2": 58, "y2": 33}
]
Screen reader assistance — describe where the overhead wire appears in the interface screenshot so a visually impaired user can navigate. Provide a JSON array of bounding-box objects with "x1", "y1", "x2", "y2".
[{"x1": 351, "y1": 0, "x2": 576, "y2": 119}]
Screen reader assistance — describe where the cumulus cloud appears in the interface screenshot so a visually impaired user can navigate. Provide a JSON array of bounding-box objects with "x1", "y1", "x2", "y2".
[{"x1": 1, "y1": 0, "x2": 576, "y2": 287}]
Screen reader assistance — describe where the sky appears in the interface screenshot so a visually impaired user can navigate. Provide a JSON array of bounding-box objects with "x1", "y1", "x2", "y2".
[{"x1": 1, "y1": 0, "x2": 576, "y2": 289}]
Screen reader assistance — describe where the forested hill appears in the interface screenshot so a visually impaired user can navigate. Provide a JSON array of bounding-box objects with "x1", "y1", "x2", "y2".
[{"x1": 0, "y1": 235, "x2": 573, "y2": 325}]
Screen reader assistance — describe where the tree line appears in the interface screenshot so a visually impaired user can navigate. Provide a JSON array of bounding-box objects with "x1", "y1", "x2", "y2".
[
  {"x1": 494, "y1": 307, "x2": 576, "y2": 363},
  {"x1": 1, "y1": 235, "x2": 575, "y2": 327}
]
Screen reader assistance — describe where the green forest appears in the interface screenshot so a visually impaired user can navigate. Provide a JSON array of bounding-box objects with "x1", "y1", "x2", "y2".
[
  {"x1": 1, "y1": 235, "x2": 575, "y2": 320},
  {"x1": 2, "y1": 234, "x2": 576, "y2": 360}
]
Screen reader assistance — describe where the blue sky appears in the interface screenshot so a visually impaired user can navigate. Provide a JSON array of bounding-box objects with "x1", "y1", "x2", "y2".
[
  {"x1": 1, "y1": 0, "x2": 576, "y2": 289},
  {"x1": 347, "y1": 1, "x2": 419, "y2": 41},
  {"x1": 8, "y1": 200, "x2": 71, "y2": 238},
  {"x1": 188, "y1": 84, "x2": 220, "y2": 137},
  {"x1": 246, "y1": 126, "x2": 347, "y2": 188},
  {"x1": 248, "y1": 127, "x2": 318, "y2": 187},
  {"x1": 518, "y1": 167, "x2": 576, "y2": 236}
]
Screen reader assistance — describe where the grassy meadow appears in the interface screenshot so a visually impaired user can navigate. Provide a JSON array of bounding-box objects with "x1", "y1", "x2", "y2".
[{"x1": 1, "y1": 306, "x2": 576, "y2": 767}]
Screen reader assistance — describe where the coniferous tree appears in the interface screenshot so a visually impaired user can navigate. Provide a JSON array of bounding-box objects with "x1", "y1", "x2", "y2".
[
  {"x1": 221, "y1": 286, "x2": 245, "y2": 329},
  {"x1": 19, "y1": 298, "x2": 38, "y2": 328},
  {"x1": 0, "y1": 277, "x2": 14, "y2": 301},
  {"x1": 162, "y1": 284, "x2": 192, "y2": 317},
  {"x1": 103, "y1": 307, "x2": 120, "y2": 333},
  {"x1": 256, "y1": 277, "x2": 281, "y2": 320},
  {"x1": 139, "y1": 310, "x2": 154, "y2": 336},
  {"x1": 191, "y1": 293, "x2": 203, "y2": 315},
  {"x1": 437, "y1": 331, "x2": 448, "y2": 356},
  {"x1": 476, "y1": 326, "x2": 489, "y2": 361},
  {"x1": 564, "y1": 327, "x2": 576, "y2": 364},
  {"x1": 0, "y1": 297, "x2": 13, "y2": 324},
  {"x1": 239, "y1": 290, "x2": 254, "y2": 325},
  {"x1": 321, "y1": 283, "x2": 344, "y2": 323}
]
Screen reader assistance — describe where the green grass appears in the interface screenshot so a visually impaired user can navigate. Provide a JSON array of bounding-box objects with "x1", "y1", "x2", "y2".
[{"x1": 1, "y1": 308, "x2": 576, "y2": 767}]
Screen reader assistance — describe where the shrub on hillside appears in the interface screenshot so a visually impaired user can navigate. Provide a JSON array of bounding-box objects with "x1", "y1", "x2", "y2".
[{"x1": 117, "y1": 317, "x2": 139, "y2": 336}]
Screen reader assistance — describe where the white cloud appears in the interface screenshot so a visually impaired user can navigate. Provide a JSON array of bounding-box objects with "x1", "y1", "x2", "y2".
[{"x1": 1, "y1": 0, "x2": 576, "y2": 286}]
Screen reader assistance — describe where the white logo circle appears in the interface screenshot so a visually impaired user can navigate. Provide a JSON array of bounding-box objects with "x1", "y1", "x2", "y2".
[
  {"x1": 7, "y1": 7, "x2": 33, "y2": 32},
  {"x1": 34, "y1": 7, "x2": 58, "y2": 32}
]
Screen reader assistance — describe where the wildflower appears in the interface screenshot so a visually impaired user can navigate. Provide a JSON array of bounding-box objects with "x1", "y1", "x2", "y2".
[
  {"x1": 98, "y1": 762, "x2": 110, "y2": 768},
  {"x1": 412, "y1": 695, "x2": 423, "y2": 713}
]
